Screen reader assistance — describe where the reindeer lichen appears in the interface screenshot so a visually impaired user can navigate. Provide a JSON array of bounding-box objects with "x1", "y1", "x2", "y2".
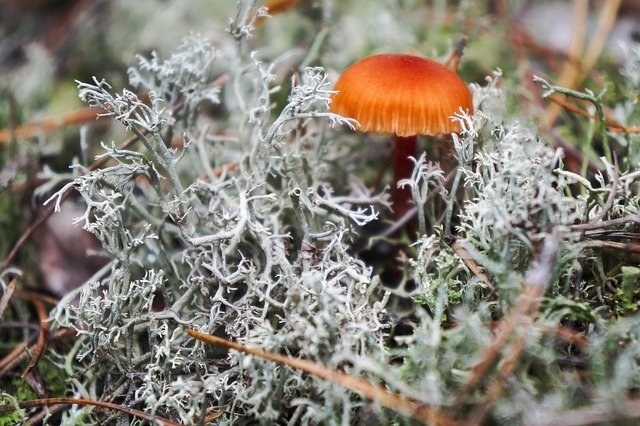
[{"x1": 2, "y1": 1, "x2": 640, "y2": 425}]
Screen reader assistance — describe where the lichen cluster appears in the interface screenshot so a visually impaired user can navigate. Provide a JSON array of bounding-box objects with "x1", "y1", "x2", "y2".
[{"x1": 2, "y1": 1, "x2": 640, "y2": 424}]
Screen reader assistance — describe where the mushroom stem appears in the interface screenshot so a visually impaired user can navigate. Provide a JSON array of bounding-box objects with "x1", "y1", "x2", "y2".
[
  {"x1": 393, "y1": 135, "x2": 417, "y2": 223},
  {"x1": 445, "y1": 35, "x2": 468, "y2": 72}
]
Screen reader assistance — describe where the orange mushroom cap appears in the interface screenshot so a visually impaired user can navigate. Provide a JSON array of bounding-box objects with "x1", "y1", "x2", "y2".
[{"x1": 330, "y1": 54, "x2": 474, "y2": 137}]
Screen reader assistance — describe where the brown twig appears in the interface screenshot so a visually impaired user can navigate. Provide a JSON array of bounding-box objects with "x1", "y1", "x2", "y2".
[
  {"x1": 570, "y1": 215, "x2": 640, "y2": 232},
  {"x1": 0, "y1": 108, "x2": 104, "y2": 144},
  {"x1": 585, "y1": 240, "x2": 640, "y2": 254},
  {"x1": 12, "y1": 289, "x2": 60, "y2": 306},
  {"x1": 517, "y1": 62, "x2": 600, "y2": 175},
  {"x1": 198, "y1": 160, "x2": 239, "y2": 181},
  {"x1": 0, "y1": 328, "x2": 74, "y2": 378},
  {"x1": 198, "y1": 406, "x2": 227, "y2": 423},
  {"x1": 255, "y1": 0, "x2": 303, "y2": 25},
  {"x1": 467, "y1": 337, "x2": 526, "y2": 425},
  {"x1": 448, "y1": 240, "x2": 495, "y2": 291},
  {"x1": 591, "y1": 155, "x2": 619, "y2": 224},
  {"x1": 0, "y1": 339, "x2": 31, "y2": 377},
  {"x1": 21, "y1": 299, "x2": 50, "y2": 378},
  {"x1": 543, "y1": 0, "x2": 589, "y2": 129},
  {"x1": 445, "y1": 35, "x2": 469, "y2": 72},
  {"x1": 0, "y1": 92, "x2": 155, "y2": 145},
  {"x1": 542, "y1": 326, "x2": 588, "y2": 349},
  {"x1": 547, "y1": 95, "x2": 640, "y2": 133},
  {"x1": 544, "y1": 0, "x2": 621, "y2": 128},
  {"x1": 212, "y1": 161, "x2": 239, "y2": 176},
  {"x1": 545, "y1": 124, "x2": 600, "y2": 174},
  {"x1": 509, "y1": 23, "x2": 588, "y2": 75},
  {"x1": 453, "y1": 285, "x2": 539, "y2": 406},
  {"x1": 526, "y1": 397, "x2": 640, "y2": 426},
  {"x1": 0, "y1": 397, "x2": 183, "y2": 426},
  {"x1": 0, "y1": 277, "x2": 18, "y2": 318},
  {"x1": 581, "y1": 231, "x2": 640, "y2": 241},
  {"x1": 262, "y1": 0, "x2": 303, "y2": 15},
  {"x1": 26, "y1": 403, "x2": 67, "y2": 425},
  {"x1": 445, "y1": 321, "x2": 588, "y2": 349},
  {"x1": 454, "y1": 234, "x2": 562, "y2": 406},
  {"x1": 0, "y1": 322, "x2": 39, "y2": 331},
  {"x1": 186, "y1": 329, "x2": 458, "y2": 426},
  {"x1": 580, "y1": 0, "x2": 622, "y2": 79},
  {"x1": 22, "y1": 369, "x2": 47, "y2": 399}
]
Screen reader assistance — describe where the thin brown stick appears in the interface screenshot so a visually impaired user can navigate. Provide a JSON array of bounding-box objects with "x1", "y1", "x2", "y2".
[
  {"x1": 0, "y1": 277, "x2": 18, "y2": 318},
  {"x1": 445, "y1": 321, "x2": 588, "y2": 349},
  {"x1": 526, "y1": 397, "x2": 640, "y2": 426},
  {"x1": 519, "y1": 63, "x2": 600, "y2": 174},
  {"x1": 0, "y1": 397, "x2": 183, "y2": 426},
  {"x1": 212, "y1": 161, "x2": 239, "y2": 176},
  {"x1": 449, "y1": 241, "x2": 495, "y2": 291},
  {"x1": 570, "y1": 215, "x2": 640, "y2": 232},
  {"x1": 23, "y1": 369, "x2": 47, "y2": 399},
  {"x1": 0, "y1": 328, "x2": 74, "y2": 378},
  {"x1": 186, "y1": 329, "x2": 457, "y2": 426},
  {"x1": 199, "y1": 406, "x2": 227, "y2": 423},
  {"x1": 581, "y1": 231, "x2": 640, "y2": 241},
  {"x1": 586, "y1": 240, "x2": 640, "y2": 253},
  {"x1": 21, "y1": 299, "x2": 50, "y2": 378},
  {"x1": 445, "y1": 35, "x2": 469, "y2": 72},
  {"x1": 12, "y1": 289, "x2": 60, "y2": 306},
  {"x1": 0, "y1": 108, "x2": 104, "y2": 144},
  {"x1": 580, "y1": 0, "x2": 622, "y2": 78},
  {"x1": 454, "y1": 285, "x2": 542, "y2": 406},
  {"x1": 0, "y1": 92, "x2": 155, "y2": 145},
  {"x1": 198, "y1": 160, "x2": 239, "y2": 181},
  {"x1": 591, "y1": 155, "x2": 619, "y2": 224},
  {"x1": 0, "y1": 339, "x2": 30, "y2": 377},
  {"x1": 467, "y1": 337, "x2": 526, "y2": 425},
  {"x1": 262, "y1": 0, "x2": 302, "y2": 15},
  {"x1": 255, "y1": 0, "x2": 303, "y2": 26},
  {"x1": 546, "y1": 124, "x2": 601, "y2": 173},
  {"x1": 454, "y1": 235, "x2": 562, "y2": 406},
  {"x1": 543, "y1": 0, "x2": 588, "y2": 128},
  {"x1": 510, "y1": 23, "x2": 588, "y2": 74},
  {"x1": 547, "y1": 95, "x2": 640, "y2": 133},
  {"x1": 544, "y1": 0, "x2": 622, "y2": 128},
  {"x1": 26, "y1": 403, "x2": 67, "y2": 425},
  {"x1": 544, "y1": 326, "x2": 588, "y2": 348},
  {"x1": 0, "y1": 322, "x2": 39, "y2": 331}
]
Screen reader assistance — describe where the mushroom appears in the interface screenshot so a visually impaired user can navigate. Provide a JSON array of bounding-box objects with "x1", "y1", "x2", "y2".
[{"x1": 330, "y1": 53, "x2": 473, "y2": 228}]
